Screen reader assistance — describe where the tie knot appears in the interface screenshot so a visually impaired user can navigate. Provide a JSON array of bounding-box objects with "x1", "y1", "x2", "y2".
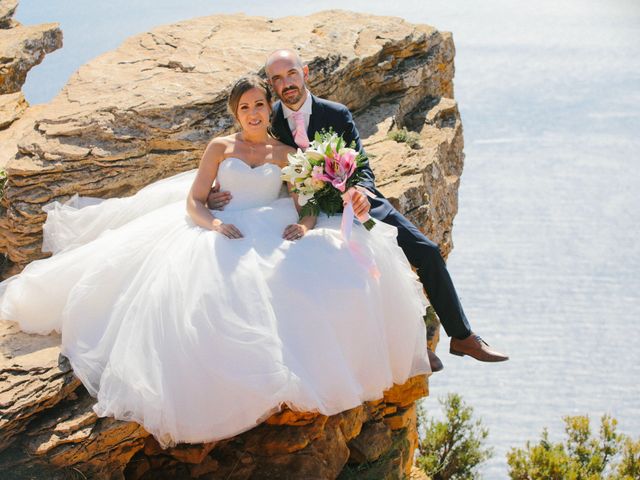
[{"x1": 292, "y1": 111, "x2": 304, "y2": 122}]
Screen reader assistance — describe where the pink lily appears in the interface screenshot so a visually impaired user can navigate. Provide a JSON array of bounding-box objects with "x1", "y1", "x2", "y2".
[{"x1": 316, "y1": 150, "x2": 357, "y2": 192}]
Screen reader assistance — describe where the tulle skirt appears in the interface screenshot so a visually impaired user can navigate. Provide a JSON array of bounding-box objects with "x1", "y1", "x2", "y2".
[{"x1": 0, "y1": 169, "x2": 431, "y2": 447}]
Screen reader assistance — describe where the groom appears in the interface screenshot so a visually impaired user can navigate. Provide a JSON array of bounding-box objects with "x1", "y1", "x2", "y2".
[{"x1": 209, "y1": 49, "x2": 508, "y2": 371}]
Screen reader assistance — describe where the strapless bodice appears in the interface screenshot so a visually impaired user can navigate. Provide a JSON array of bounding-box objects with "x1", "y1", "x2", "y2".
[{"x1": 216, "y1": 157, "x2": 283, "y2": 210}]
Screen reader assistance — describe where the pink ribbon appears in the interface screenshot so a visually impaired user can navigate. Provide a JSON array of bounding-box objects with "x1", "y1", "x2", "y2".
[{"x1": 341, "y1": 187, "x2": 380, "y2": 279}]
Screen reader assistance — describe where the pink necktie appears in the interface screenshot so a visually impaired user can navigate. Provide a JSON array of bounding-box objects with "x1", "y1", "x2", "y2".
[{"x1": 292, "y1": 111, "x2": 310, "y2": 149}]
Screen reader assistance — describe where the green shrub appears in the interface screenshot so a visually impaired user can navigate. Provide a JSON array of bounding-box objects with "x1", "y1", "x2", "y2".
[
  {"x1": 416, "y1": 393, "x2": 492, "y2": 479},
  {"x1": 387, "y1": 127, "x2": 421, "y2": 149},
  {"x1": 507, "y1": 414, "x2": 640, "y2": 480},
  {"x1": 423, "y1": 305, "x2": 438, "y2": 329},
  {"x1": 0, "y1": 168, "x2": 6, "y2": 198}
]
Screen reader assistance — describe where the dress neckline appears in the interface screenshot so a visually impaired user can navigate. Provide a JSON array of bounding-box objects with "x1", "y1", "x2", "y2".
[{"x1": 222, "y1": 157, "x2": 280, "y2": 171}]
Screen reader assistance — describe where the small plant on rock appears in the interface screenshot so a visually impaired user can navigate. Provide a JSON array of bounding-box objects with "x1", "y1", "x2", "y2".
[
  {"x1": 387, "y1": 127, "x2": 421, "y2": 149},
  {"x1": 0, "y1": 168, "x2": 7, "y2": 199}
]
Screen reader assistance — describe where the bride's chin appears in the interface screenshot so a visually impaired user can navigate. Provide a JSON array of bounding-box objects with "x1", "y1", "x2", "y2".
[{"x1": 243, "y1": 124, "x2": 268, "y2": 132}]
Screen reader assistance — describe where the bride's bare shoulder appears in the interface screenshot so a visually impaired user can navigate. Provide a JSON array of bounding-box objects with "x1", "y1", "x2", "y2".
[
  {"x1": 201, "y1": 135, "x2": 233, "y2": 167},
  {"x1": 206, "y1": 134, "x2": 237, "y2": 149},
  {"x1": 202, "y1": 134, "x2": 238, "y2": 159}
]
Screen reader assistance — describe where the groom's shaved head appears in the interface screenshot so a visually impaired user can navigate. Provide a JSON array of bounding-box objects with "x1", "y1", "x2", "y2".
[
  {"x1": 265, "y1": 48, "x2": 309, "y2": 110},
  {"x1": 265, "y1": 49, "x2": 304, "y2": 72}
]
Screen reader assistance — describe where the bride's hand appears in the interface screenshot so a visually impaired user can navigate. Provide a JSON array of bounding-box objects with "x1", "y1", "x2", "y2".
[
  {"x1": 282, "y1": 223, "x2": 308, "y2": 241},
  {"x1": 212, "y1": 219, "x2": 243, "y2": 239}
]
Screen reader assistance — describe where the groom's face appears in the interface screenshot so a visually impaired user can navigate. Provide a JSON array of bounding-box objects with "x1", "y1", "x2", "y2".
[{"x1": 266, "y1": 57, "x2": 309, "y2": 110}]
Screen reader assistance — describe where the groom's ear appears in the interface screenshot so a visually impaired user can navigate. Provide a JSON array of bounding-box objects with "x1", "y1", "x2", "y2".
[{"x1": 302, "y1": 65, "x2": 309, "y2": 82}]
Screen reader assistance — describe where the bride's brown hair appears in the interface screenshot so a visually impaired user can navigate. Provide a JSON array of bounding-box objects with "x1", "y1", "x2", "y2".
[{"x1": 227, "y1": 76, "x2": 272, "y2": 120}]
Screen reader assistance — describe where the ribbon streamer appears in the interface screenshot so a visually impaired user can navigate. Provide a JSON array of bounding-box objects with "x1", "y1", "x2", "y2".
[{"x1": 341, "y1": 188, "x2": 381, "y2": 279}]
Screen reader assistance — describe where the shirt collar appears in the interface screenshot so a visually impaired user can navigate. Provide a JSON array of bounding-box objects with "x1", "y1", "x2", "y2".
[{"x1": 282, "y1": 89, "x2": 313, "y2": 119}]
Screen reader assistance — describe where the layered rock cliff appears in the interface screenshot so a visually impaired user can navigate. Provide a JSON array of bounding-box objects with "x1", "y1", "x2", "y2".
[
  {"x1": 0, "y1": 8, "x2": 464, "y2": 479},
  {"x1": 0, "y1": 9, "x2": 461, "y2": 277},
  {"x1": 0, "y1": 0, "x2": 62, "y2": 130}
]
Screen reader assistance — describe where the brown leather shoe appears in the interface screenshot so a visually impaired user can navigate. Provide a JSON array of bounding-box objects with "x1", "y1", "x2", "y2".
[
  {"x1": 428, "y1": 349, "x2": 444, "y2": 372},
  {"x1": 450, "y1": 333, "x2": 509, "y2": 362}
]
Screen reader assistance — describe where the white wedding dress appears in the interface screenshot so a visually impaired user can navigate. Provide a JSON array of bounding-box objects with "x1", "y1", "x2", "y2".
[{"x1": 0, "y1": 157, "x2": 431, "y2": 447}]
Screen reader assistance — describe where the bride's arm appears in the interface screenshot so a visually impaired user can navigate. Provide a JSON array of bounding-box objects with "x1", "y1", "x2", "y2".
[
  {"x1": 187, "y1": 140, "x2": 243, "y2": 239},
  {"x1": 277, "y1": 145, "x2": 316, "y2": 240},
  {"x1": 290, "y1": 185, "x2": 318, "y2": 227},
  {"x1": 282, "y1": 184, "x2": 317, "y2": 240}
]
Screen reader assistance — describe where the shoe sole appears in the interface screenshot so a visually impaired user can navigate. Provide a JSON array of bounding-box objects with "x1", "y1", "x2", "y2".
[{"x1": 450, "y1": 348, "x2": 509, "y2": 362}]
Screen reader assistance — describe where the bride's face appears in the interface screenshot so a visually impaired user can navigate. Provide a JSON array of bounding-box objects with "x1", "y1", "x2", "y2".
[{"x1": 236, "y1": 87, "x2": 271, "y2": 134}]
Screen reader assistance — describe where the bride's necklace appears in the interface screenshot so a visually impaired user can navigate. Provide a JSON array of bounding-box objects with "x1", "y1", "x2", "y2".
[{"x1": 240, "y1": 133, "x2": 268, "y2": 156}]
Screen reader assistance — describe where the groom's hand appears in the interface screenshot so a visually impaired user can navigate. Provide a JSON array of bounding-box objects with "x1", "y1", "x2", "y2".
[
  {"x1": 351, "y1": 189, "x2": 371, "y2": 218},
  {"x1": 206, "y1": 183, "x2": 232, "y2": 210}
]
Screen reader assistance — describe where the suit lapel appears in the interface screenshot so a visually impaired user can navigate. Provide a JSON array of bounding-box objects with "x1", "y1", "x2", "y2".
[
  {"x1": 307, "y1": 94, "x2": 320, "y2": 140},
  {"x1": 272, "y1": 101, "x2": 296, "y2": 147}
]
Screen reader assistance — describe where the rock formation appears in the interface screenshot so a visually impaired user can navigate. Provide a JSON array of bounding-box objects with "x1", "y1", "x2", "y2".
[
  {"x1": 0, "y1": 0, "x2": 62, "y2": 133},
  {"x1": 0, "y1": 0, "x2": 63, "y2": 247},
  {"x1": 0, "y1": 9, "x2": 465, "y2": 479},
  {"x1": 0, "y1": 1, "x2": 18, "y2": 29},
  {"x1": 0, "y1": 23, "x2": 62, "y2": 95},
  {"x1": 0, "y1": 326, "x2": 433, "y2": 479},
  {"x1": 0, "y1": 9, "x2": 461, "y2": 277}
]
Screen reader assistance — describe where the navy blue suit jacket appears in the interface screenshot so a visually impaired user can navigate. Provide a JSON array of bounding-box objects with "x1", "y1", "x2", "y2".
[{"x1": 270, "y1": 95, "x2": 393, "y2": 218}]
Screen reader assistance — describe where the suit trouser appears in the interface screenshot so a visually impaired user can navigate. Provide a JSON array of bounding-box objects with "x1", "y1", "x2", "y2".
[{"x1": 376, "y1": 207, "x2": 472, "y2": 339}]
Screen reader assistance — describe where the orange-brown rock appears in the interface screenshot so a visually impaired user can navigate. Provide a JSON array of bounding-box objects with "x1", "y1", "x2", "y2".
[
  {"x1": 0, "y1": 104, "x2": 47, "y2": 169},
  {"x1": 264, "y1": 405, "x2": 322, "y2": 426},
  {"x1": 243, "y1": 412, "x2": 329, "y2": 456},
  {"x1": 0, "y1": 1, "x2": 63, "y2": 171},
  {"x1": 383, "y1": 374, "x2": 430, "y2": 407},
  {"x1": 0, "y1": 0, "x2": 19, "y2": 29},
  {"x1": 0, "y1": 325, "x2": 433, "y2": 480},
  {"x1": 0, "y1": 23, "x2": 62, "y2": 94},
  {"x1": 0, "y1": 8, "x2": 465, "y2": 479},
  {"x1": 347, "y1": 420, "x2": 393, "y2": 464},
  {"x1": 385, "y1": 403, "x2": 418, "y2": 431},
  {"x1": 0, "y1": 91, "x2": 27, "y2": 130},
  {"x1": 0, "y1": 9, "x2": 461, "y2": 277},
  {"x1": 0, "y1": 340, "x2": 80, "y2": 451}
]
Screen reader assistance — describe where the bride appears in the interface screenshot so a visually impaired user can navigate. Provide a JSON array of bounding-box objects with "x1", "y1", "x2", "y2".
[{"x1": 0, "y1": 76, "x2": 431, "y2": 448}]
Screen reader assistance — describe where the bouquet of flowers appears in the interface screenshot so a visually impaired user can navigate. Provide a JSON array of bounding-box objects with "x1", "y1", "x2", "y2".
[{"x1": 281, "y1": 130, "x2": 376, "y2": 230}]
